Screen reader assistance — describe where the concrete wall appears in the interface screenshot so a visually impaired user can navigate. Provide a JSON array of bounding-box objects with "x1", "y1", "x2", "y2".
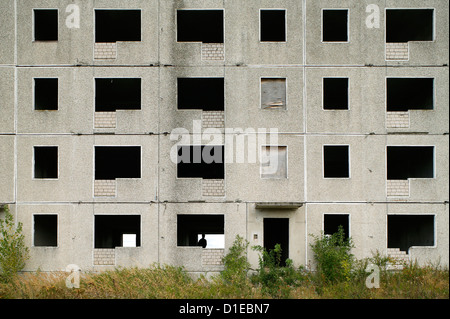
[{"x1": 0, "y1": 0, "x2": 448, "y2": 273}]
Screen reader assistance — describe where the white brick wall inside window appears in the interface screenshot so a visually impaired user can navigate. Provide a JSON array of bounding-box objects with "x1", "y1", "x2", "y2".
[
  {"x1": 94, "y1": 179, "x2": 117, "y2": 197},
  {"x1": 387, "y1": 179, "x2": 410, "y2": 197},
  {"x1": 386, "y1": 42, "x2": 409, "y2": 61},
  {"x1": 386, "y1": 111, "x2": 409, "y2": 128},
  {"x1": 93, "y1": 249, "x2": 115, "y2": 265},
  {"x1": 94, "y1": 42, "x2": 117, "y2": 60},
  {"x1": 201, "y1": 43, "x2": 224, "y2": 61}
]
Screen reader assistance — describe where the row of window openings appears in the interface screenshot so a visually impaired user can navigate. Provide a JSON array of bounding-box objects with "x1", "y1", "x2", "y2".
[
  {"x1": 33, "y1": 213, "x2": 436, "y2": 257},
  {"x1": 33, "y1": 8, "x2": 434, "y2": 43},
  {"x1": 33, "y1": 145, "x2": 435, "y2": 181},
  {"x1": 33, "y1": 77, "x2": 435, "y2": 112}
]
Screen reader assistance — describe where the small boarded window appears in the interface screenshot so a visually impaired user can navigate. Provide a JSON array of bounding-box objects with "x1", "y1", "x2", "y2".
[
  {"x1": 261, "y1": 78, "x2": 287, "y2": 110},
  {"x1": 261, "y1": 146, "x2": 287, "y2": 179}
]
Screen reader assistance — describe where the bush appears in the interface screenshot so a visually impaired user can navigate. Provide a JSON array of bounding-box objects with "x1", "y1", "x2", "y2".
[
  {"x1": 0, "y1": 206, "x2": 30, "y2": 283},
  {"x1": 221, "y1": 235, "x2": 251, "y2": 287},
  {"x1": 310, "y1": 226, "x2": 354, "y2": 284},
  {"x1": 251, "y1": 244, "x2": 308, "y2": 298}
]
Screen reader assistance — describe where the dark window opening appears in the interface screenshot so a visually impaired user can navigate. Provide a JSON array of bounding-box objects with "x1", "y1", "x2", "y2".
[
  {"x1": 95, "y1": 146, "x2": 141, "y2": 180},
  {"x1": 386, "y1": 9, "x2": 433, "y2": 43},
  {"x1": 95, "y1": 10, "x2": 141, "y2": 43},
  {"x1": 34, "y1": 146, "x2": 58, "y2": 179},
  {"x1": 34, "y1": 78, "x2": 58, "y2": 111},
  {"x1": 34, "y1": 215, "x2": 57, "y2": 247},
  {"x1": 34, "y1": 9, "x2": 58, "y2": 41},
  {"x1": 264, "y1": 218, "x2": 289, "y2": 267},
  {"x1": 324, "y1": 145, "x2": 349, "y2": 178},
  {"x1": 177, "y1": 78, "x2": 224, "y2": 111},
  {"x1": 95, "y1": 78, "x2": 141, "y2": 112},
  {"x1": 261, "y1": 78, "x2": 287, "y2": 109},
  {"x1": 387, "y1": 146, "x2": 434, "y2": 180},
  {"x1": 322, "y1": 9, "x2": 348, "y2": 42},
  {"x1": 260, "y1": 10, "x2": 286, "y2": 42},
  {"x1": 95, "y1": 215, "x2": 141, "y2": 248},
  {"x1": 324, "y1": 214, "x2": 349, "y2": 239},
  {"x1": 177, "y1": 10, "x2": 223, "y2": 43},
  {"x1": 388, "y1": 215, "x2": 434, "y2": 252},
  {"x1": 387, "y1": 78, "x2": 434, "y2": 111},
  {"x1": 323, "y1": 78, "x2": 349, "y2": 110},
  {"x1": 177, "y1": 214, "x2": 224, "y2": 247},
  {"x1": 177, "y1": 145, "x2": 224, "y2": 179}
]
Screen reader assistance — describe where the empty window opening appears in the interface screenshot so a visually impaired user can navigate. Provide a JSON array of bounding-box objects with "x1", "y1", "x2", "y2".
[
  {"x1": 260, "y1": 10, "x2": 286, "y2": 42},
  {"x1": 95, "y1": 146, "x2": 141, "y2": 180},
  {"x1": 34, "y1": 9, "x2": 58, "y2": 41},
  {"x1": 177, "y1": 78, "x2": 224, "y2": 111},
  {"x1": 387, "y1": 78, "x2": 434, "y2": 111},
  {"x1": 261, "y1": 146, "x2": 287, "y2": 179},
  {"x1": 387, "y1": 146, "x2": 434, "y2": 180},
  {"x1": 34, "y1": 215, "x2": 57, "y2": 247},
  {"x1": 34, "y1": 146, "x2": 58, "y2": 179},
  {"x1": 95, "y1": 78, "x2": 141, "y2": 112},
  {"x1": 388, "y1": 215, "x2": 434, "y2": 252},
  {"x1": 324, "y1": 214, "x2": 349, "y2": 239},
  {"x1": 323, "y1": 78, "x2": 348, "y2": 110},
  {"x1": 34, "y1": 78, "x2": 58, "y2": 111},
  {"x1": 386, "y1": 9, "x2": 433, "y2": 43},
  {"x1": 264, "y1": 218, "x2": 289, "y2": 266},
  {"x1": 322, "y1": 9, "x2": 348, "y2": 42},
  {"x1": 177, "y1": 214, "x2": 224, "y2": 248},
  {"x1": 261, "y1": 78, "x2": 286, "y2": 109},
  {"x1": 323, "y1": 145, "x2": 349, "y2": 178},
  {"x1": 177, "y1": 145, "x2": 224, "y2": 179},
  {"x1": 94, "y1": 215, "x2": 141, "y2": 248},
  {"x1": 95, "y1": 10, "x2": 141, "y2": 43},
  {"x1": 177, "y1": 10, "x2": 224, "y2": 43}
]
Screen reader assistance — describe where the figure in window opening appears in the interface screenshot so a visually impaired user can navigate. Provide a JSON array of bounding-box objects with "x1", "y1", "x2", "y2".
[{"x1": 198, "y1": 234, "x2": 207, "y2": 248}]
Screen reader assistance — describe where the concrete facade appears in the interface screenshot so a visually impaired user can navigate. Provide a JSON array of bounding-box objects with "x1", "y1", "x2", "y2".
[{"x1": 0, "y1": 0, "x2": 448, "y2": 274}]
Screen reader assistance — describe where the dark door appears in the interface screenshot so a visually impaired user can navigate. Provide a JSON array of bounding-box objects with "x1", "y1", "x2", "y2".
[{"x1": 263, "y1": 218, "x2": 289, "y2": 266}]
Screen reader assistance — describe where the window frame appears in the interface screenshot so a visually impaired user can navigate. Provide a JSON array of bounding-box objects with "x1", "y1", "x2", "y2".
[
  {"x1": 321, "y1": 8, "x2": 350, "y2": 43},
  {"x1": 259, "y1": 8, "x2": 287, "y2": 43},
  {"x1": 322, "y1": 144, "x2": 351, "y2": 179}
]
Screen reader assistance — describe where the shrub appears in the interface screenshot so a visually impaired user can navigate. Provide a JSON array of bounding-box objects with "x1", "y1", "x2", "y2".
[
  {"x1": 221, "y1": 235, "x2": 251, "y2": 287},
  {"x1": 310, "y1": 226, "x2": 354, "y2": 284},
  {"x1": 0, "y1": 206, "x2": 30, "y2": 283},
  {"x1": 251, "y1": 244, "x2": 308, "y2": 298}
]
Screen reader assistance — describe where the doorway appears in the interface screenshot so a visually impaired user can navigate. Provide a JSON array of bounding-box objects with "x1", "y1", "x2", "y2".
[{"x1": 263, "y1": 218, "x2": 289, "y2": 266}]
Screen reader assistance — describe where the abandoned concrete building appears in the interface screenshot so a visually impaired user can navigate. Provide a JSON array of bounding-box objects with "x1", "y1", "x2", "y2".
[{"x1": 0, "y1": 0, "x2": 448, "y2": 275}]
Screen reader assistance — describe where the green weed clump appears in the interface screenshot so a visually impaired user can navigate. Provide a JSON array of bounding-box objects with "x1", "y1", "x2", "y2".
[
  {"x1": 0, "y1": 206, "x2": 30, "y2": 283},
  {"x1": 0, "y1": 234, "x2": 448, "y2": 299}
]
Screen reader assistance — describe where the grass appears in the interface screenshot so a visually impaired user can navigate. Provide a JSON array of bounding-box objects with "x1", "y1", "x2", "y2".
[{"x1": 0, "y1": 262, "x2": 448, "y2": 299}]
